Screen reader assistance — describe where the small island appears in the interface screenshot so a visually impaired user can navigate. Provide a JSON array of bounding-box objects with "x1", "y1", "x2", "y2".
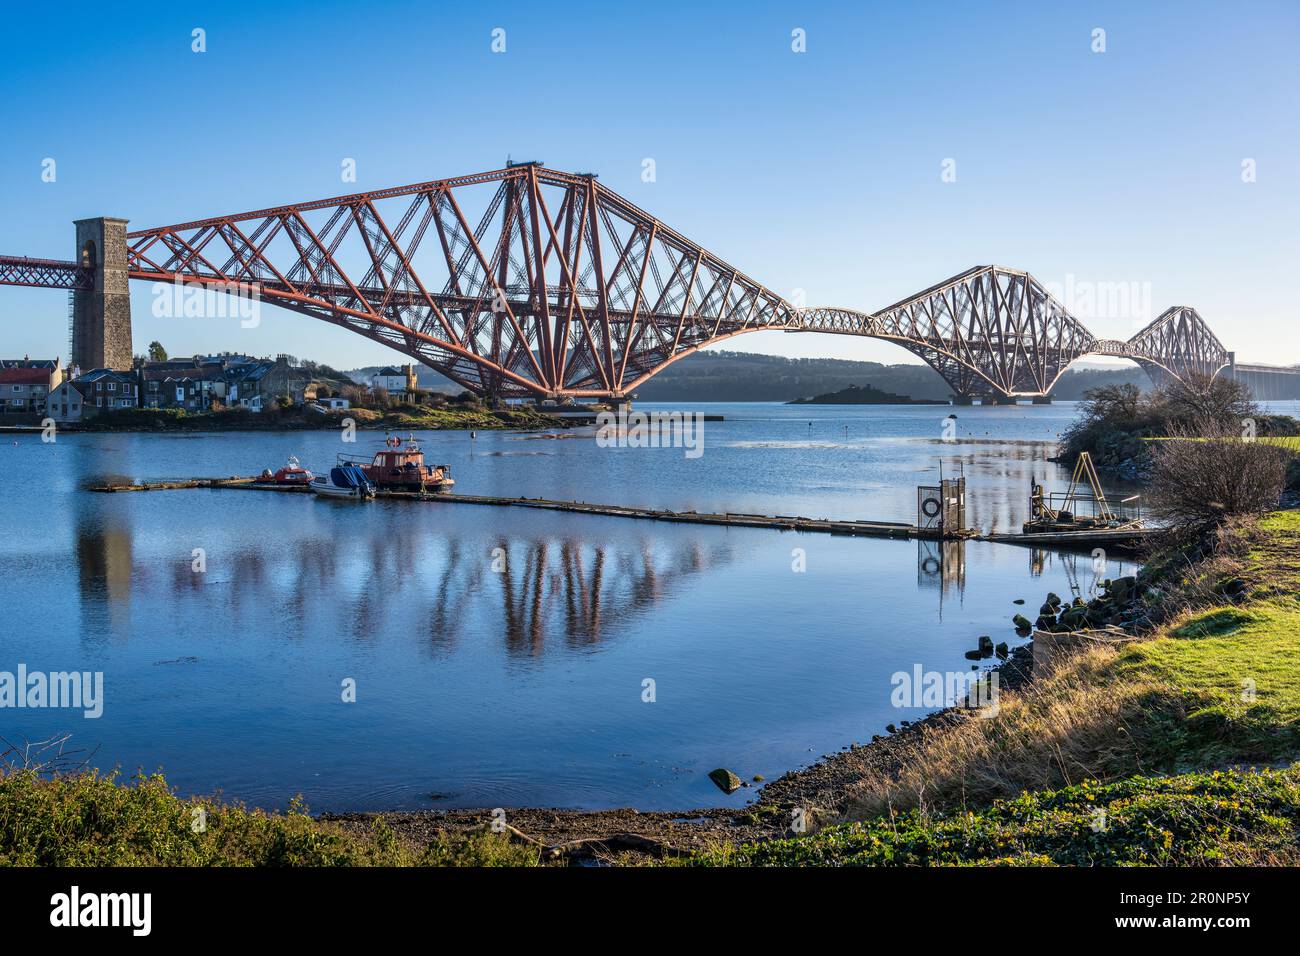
[{"x1": 787, "y1": 383, "x2": 948, "y2": 405}]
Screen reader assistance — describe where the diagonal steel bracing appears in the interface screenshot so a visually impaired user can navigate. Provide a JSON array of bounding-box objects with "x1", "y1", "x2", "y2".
[
  {"x1": 2, "y1": 165, "x2": 1235, "y2": 398},
  {"x1": 122, "y1": 164, "x2": 798, "y2": 399}
]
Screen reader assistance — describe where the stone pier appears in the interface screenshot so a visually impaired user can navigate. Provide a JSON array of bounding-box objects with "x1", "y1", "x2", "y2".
[{"x1": 71, "y1": 217, "x2": 133, "y2": 371}]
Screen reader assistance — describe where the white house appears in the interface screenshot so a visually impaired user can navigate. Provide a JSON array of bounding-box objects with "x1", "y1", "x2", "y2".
[{"x1": 369, "y1": 366, "x2": 410, "y2": 394}]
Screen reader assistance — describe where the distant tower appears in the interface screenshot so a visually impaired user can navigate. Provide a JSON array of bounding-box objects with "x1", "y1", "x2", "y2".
[{"x1": 71, "y1": 217, "x2": 133, "y2": 371}]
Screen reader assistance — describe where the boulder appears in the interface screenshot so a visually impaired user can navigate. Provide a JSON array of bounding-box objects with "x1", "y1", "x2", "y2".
[
  {"x1": 1013, "y1": 614, "x2": 1034, "y2": 631},
  {"x1": 995, "y1": 642, "x2": 1009, "y2": 658},
  {"x1": 1058, "y1": 606, "x2": 1087, "y2": 630},
  {"x1": 1045, "y1": 592, "x2": 1062, "y2": 608},
  {"x1": 708, "y1": 768, "x2": 743, "y2": 794},
  {"x1": 1107, "y1": 575, "x2": 1137, "y2": 603},
  {"x1": 978, "y1": 635, "x2": 994, "y2": 653}
]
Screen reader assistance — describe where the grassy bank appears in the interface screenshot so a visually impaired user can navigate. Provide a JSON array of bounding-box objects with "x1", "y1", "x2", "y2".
[
  {"x1": 0, "y1": 770, "x2": 535, "y2": 866},
  {"x1": 694, "y1": 767, "x2": 1300, "y2": 866},
  {"x1": 827, "y1": 511, "x2": 1300, "y2": 818}
]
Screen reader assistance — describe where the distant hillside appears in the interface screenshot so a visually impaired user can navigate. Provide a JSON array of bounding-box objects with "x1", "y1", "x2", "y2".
[
  {"x1": 345, "y1": 352, "x2": 1151, "y2": 402},
  {"x1": 635, "y1": 352, "x2": 949, "y2": 402},
  {"x1": 635, "y1": 351, "x2": 1150, "y2": 402}
]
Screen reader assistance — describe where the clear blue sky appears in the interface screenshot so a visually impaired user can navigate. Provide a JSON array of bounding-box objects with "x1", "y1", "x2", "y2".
[{"x1": 1, "y1": 0, "x2": 1296, "y2": 369}]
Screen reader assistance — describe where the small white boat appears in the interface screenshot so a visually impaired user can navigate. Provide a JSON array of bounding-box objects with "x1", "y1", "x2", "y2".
[{"x1": 310, "y1": 465, "x2": 375, "y2": 500}]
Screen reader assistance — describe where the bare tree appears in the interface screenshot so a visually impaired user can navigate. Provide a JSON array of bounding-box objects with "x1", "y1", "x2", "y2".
[
  {"x1": 1150, "y1": 372, "x2": 1258, "y2": 430},
  {"x1": 1, "y1": 733, "x2": 98, "y2": 775},
  {"x1": 1149, "y1": 418, "x2": 1287, "y2": 532}
]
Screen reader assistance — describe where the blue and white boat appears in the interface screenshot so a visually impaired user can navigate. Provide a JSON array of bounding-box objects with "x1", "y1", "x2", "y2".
[{"x1": 310, "y1": 465, "x2": 376, "y2": 500}]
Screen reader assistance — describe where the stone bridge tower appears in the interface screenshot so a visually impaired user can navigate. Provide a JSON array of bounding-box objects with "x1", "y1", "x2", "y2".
[{"x1": 71, "y1": 217, "x2": 133, "y2": 371}]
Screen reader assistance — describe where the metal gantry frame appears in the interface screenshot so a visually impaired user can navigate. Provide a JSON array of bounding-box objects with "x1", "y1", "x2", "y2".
[{"x1": 1, "y1": 165, "x2": 1234, "y2": 399}]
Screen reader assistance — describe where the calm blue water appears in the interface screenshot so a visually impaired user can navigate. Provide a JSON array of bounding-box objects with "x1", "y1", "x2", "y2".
[{"x1": 4, "y1": 399, "x2": 1264, "y2": 811}]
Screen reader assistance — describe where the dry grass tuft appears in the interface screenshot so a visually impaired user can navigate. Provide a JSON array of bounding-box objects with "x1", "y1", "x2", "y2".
[{"x1": 843, "y1": 644, "x2": 1191, "y2": 820}]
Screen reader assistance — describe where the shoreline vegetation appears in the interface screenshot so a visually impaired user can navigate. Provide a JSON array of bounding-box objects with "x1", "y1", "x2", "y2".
[
  {"x1": 4, "y1": 390, "x2": 1300, "y2": 866},
  {"x1": 1058, "y1": 374, "x2": 1300, "y2": 480},
  {"x1": 35, "y1": 402, "x2": 569, "y2": 434}
]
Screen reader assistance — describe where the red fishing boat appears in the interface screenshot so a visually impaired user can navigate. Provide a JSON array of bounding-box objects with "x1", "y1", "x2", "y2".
[
  {"x1": 339, "y1": 435, "x2": 454, "y2": 492},
  {"x1": 260, "y1": 455, "x2": 314, "y2": 486}
]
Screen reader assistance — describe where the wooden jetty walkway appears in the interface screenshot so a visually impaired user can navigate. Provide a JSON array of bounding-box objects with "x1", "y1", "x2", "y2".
[
  {"x1": 88, "y1": 476, "x2": 1149, "y2": 548},
  {"x1": 88, "y1": 476, "x2": 946, "y2": 540}
]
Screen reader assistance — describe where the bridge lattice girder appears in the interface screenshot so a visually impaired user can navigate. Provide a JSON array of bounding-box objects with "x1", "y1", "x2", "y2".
[
  {"x1": 0, "y1": 255, "x2": 93, "y2": 290},
  {"x1": 1123, "y1": 306, "x2": 1231, "y2": 384},
  {"x1": 122, "y1": 164, "x2": 796, "y2": 398},
  {"x1": 0, "y1": 165, "x2": 1238, "y2": 398},
  {"x1": 797, "y1": 266, "x2": 1099, "y2": 396}
]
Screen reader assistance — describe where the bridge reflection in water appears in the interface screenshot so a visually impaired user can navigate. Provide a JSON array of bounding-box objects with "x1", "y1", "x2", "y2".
[
  {"x1": 72, "y1": 507, "x2": 743, "y2": 654},
  {"x1": 67, "y1": 508, "x2": 1016, "y2": 655}
]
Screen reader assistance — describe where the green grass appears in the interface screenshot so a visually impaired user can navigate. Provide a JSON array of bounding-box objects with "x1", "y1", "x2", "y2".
[
  {"x1": 1113, "y1": 510, "x2": 1300, "y2": 765},
  {"x1": 693, "y1": 767, "x2": 1300, "y2": 866},
  {"x1": 0, "y1": 770, "x2": 537, "y2": 866},
  {"x1": 1144, "y1": 435, "x2": 1300, "y2": 452}
]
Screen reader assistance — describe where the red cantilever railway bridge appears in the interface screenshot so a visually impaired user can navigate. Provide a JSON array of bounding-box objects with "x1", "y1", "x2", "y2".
[{"x1": 0, "y1": 162, "x2": 1244, "y2": 401}]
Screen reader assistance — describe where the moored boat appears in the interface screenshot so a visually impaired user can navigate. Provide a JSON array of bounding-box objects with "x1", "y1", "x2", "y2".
[
  {"x1": 310, "y1": 465, "x2": 375, "y2": 500},
  {"x1": 339, "y1": 435, "x2": 454, "y2": 492},
  {"x1": 270, "y1": 455, "x2": 314, "y2": 486}
]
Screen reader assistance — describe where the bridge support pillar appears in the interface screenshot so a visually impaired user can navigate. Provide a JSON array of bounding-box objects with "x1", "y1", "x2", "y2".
[
  {"x1": 994, "y1": 395, "x2": 1018, "y2": 405},
  {"x1": 71, "y1": 217, "x2": 132, "y2": 372},
  {"x1": 951, "y1": 395, "x2": 974, "y2": 406},
  {"x1": 1031, "y1": 395, "x2": 1053, "y2": 405}
]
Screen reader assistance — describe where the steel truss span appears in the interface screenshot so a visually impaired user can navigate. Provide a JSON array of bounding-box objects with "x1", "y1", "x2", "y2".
[
  {"x1": 5, "y1": 165, "x2": 1232, "y2": 399},
  {"x1": 0, "y1": 256, "x2": 93, "y2": 291}
]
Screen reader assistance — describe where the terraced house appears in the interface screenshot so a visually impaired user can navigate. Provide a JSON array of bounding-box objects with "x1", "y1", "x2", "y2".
[
  {"x1": 139, "y1": 354, "x2": 313, "y2": 412},
  {"x1": 140, "y1": 358, "x2": 225, "y2": 411},
  {"x1": 0, "y1": 358, "x2": 63, "y2": 418},
  {"x1": 75, "y1": 368, "x2": 139, "y2": 415}
]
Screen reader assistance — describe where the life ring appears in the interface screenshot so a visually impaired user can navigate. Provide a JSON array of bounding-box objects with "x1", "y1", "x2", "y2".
[{"x1": 921, "y1": 496, "x2": 942, "y2": 518}]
